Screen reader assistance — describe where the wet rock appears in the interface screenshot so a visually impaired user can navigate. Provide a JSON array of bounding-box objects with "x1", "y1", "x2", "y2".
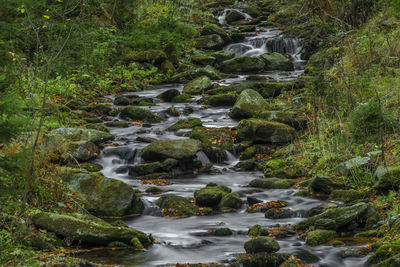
[
  {"x1": 226, "y1": 10, "x2": 247, "y2": 24},
  {"x1": 294, "y1": 249, "x2": 320, "y2": 263},
  {"x1": 141, "y1": 139, "x2": 202, "y2": 162},
  {"x1": 336, "y1": 151, "x2": 381, "y2": 176},
  {"x1": 367, "y1": 240, "x2": 400, "y2": 266},
  {"x1": 213, "y1": 227, "x2": 233, "y2": 236},
  {"x1": 120, "y1": 107, "x2": 161, "y2": 123},
  {"x1": 248, "y1": 200, "x2": 288, "y2": 213},
  {"x1": 60, "y1": 168, "x2": 144, "y2": 217},
  {"x1": 305, "y1": 230, "x2": 336, "y2": 246},
  {"x1": 201, "y1": 24, "x2": 232, "y2": 44},
  {"x1": 183, "y1": 76, "x2": 213, "y2": 95},
  {"x1": 264, "y1": 208, "x2": 295, "y2": 219},
  {"x1": 309, "y1": 175, "x2": 347, "y2": 194},
  {"x1": 195, "y1": 34, "x2": 225, "y2": 50},
  {"x1": 219, "y1": 57, "x2": 265, "y2": 73},
  {"x1": 229, "y1": 31, "x2": 246, "y2": 42},
  {"x1": 374, "y1": 166, "x2": 400, "y2": 191},
  {"x1": 172, "y1": 93, "x2": 192, "y2": 103},
  {"x1": 209, "y1": 50, "x2": 235, "y2": 63},
  {"x1": 249, "y1": 224, "x2": 267, "y2": 237},
  {"x1": 114, "y1": 96, "x2": 130, "y2": 106},
  {"x1": 131, "y1": 49, "x2": 167, "y2": 64},
  {"x1": 194, "y1": 183, "x2": 232, "y2": 207},
  {"x1": 244, "y1": 236, "x2": 280, "y2": 253},
  {"x1": 329, "y1": 189, "x2": 365, "y2": 203},
  {"x1": 237, "y1": 252, "x2": 285, "y2": 267},
  {"x1": 230, "y1": 89, "x2": 266, "y2": 119},
  {"x1": 129, "y1": 158, "x2": 179, "y2": 176},
  {"x1": 192, "y1": 54, "x2": 216, "y2": 66},
  {"x1": 166, "y1": 106, "x2": 180, "y2": 116},
  {"x1": 32, "y1": 212, "x2": 150, "y2": 248},
  {"x1": 219, "y1": 192, "x2": 241, "y2": 209},
  {"x1": 157, "y1": 89, "x2": 180, "y2": 102},
  {"x1": 136, "y1": 136, "x2": 157, "y2": 143},
  {"x1": 105, "y1": 121, "x2": 130, "y2": 128},
  {"x1": 145, "y1": 187, "x2": 166, "y2": 194},
  {"x1": 161, "y1": 60, "x2": 175, "y2": 75},
  {"x1": 247, "y1": 196, "x2": 263, "y2": 205},
  {"x1": 157, "y1": 195, "x2": 198, "y2": 217},
  {"x1": 249, "y1": 178, "x2": 295, "y2": 189},
  {"x1": 260, "y1": 53, "x2": 294, "y2": 71},
  {"x1": 239, "y1": 25, "x2": 256, "y2": 32},
  {"x1": 237, "y1": 119, "x2": 296, "y2": 143},
  {"x1": 170, "y1": 65, "x2": 221, "y2": 83},
  {"x1": 207, "y1": 92, "x2": 238, "y2": 106},
  {"x1": 168, "y1": 118, "x2": 203, "y2": 131}
]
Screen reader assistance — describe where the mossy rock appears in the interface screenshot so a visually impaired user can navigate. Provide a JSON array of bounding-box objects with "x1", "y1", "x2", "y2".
[
  {"x1": 183, "y1": 75, "x2": 213, "y2": 95},
  {"x1": 249, "y1": 224, "x2": 266, "y2": 237},
  {"x1": 294, "y1": 249, "x2": 320, "y2": 263},
  {"x1": 264, "y1": 162, "x2": 305, "y2": 179},
  {"x1": 157, "y1": 89, "x2": 180, "y2": 102},
  {"x1": 194, "y1": 184, "x2": 231, "y2": 207},
  {"x1": 201, "y1": 24, "x2": 232, "y2": 44},
  {"x1": 256, "y1": 110, "x2": 308, "y2": 130},
  {"x1": 264, "y1": 208, "x2": 294, "y2": 219},
  {"x1": 190, "y1": 127, "x2": 233, "y2": 151},
  {"x1": 367, "y1": 240, "x2": 400, "y2": 266},
  {"x1": 209, "y1": 50, "x2": 235, "y2": 63},
  {"x1": 168, "y1": 118, "x2": 202, "y2": 131},
  {"x1": 161, "y1": 60, "x2": 175, "y2": 75},
  {"x1": 172, "y1": 93, "x2": 192, "y2": 103},
  {"x1": 225, "y1": 9, "x2": 247, "y2": 24},
  {"x1": 141, "y1": 139, "x2": 202, "y2": 162},
  {"x1": 219, "y1": 192, "x2": 241, "y2": 209},
  {"x1": 32, "y1": 212, "x2": 151, "y2": 248},
  {"x1": 80, "y1": 104, "x2": 112, "y2": 115},
  {"x1": 120, "y1": 107, "x2": 161, "y2": 123},
  {"x1": 249, "y1": 178, "x2": 295, "y2": 189},
  {"x1": 260, "y1": 53, "x2": 294, "y2": 71},
  {"x1": 328, "y1": 189, "x2": 365, "y2": 203},
  {"x1": 170, "y1": 66, "x2": 221, "y2": 83},
  {"x1": 129, "y1": 158, "x2": 179, "y2": 176},
  {"x1": 230, "y1": 89, "x2": 267, "y2": 119},
  {"x1": 309, "y1": 175, "x2": 347, "y2": 194},
  {"x1": 207, "y1": 92, "x2": 238, "y2": 106},
  {"x1": 240, "y1": 146, "x2": 257, "y2": 160},
  {"x1": 237, "y1": 119, "x2": 296, "y2": 143},
  {"x1": 195, "y1": 34, "x2": 225, "y2": 50},
  {"x1": 374, "y1": 166, "x2": 400, "y2": 192},
  {"x1": 305, "y1": 230, "x2": 337, "y2": 246},
  {"x1": 244, "y1": 236, "x2": 280, "y2": 253},
  {"x1": 237, "y1": 252, "x2": 285, "y2": 267},
  {"x1": 192, "y1": 55, "x2": 216, "y2": 66},
  {"x1": 48, "y1": 127, "x2": 114, "y2": 145},
  {"x1": 60, "y1": 168, "x2": 144, "y2": 217},
  {"x1": 81, "y1": 163, "x2": 103, "y2": 172},
  {"x1": 131, "y1": 49, "x2": 167, "y2": 64},
  {"x1": 166, "y1": 106, "x2": 180, "y2": 116},
  {"x1": 219, "y1": 57, "x2": 265, "y2": 73},
  {"x1": 145, "y1": 186, "x2": 166, "y2": 194},
  {"x1": 114, "y1": 96, "x2": 130, "y2": 106},
  {"x1": 214, "y1": 228, "x2": 233, "y2": 236},
  {"x1": 157, "y1": 195, "x2": 198, "y2": 217},
  {"x1": 105, "y1": 121, "x2": 130, "y2": 128},
  {"x1": 239, "y1": 25, "x2": 256, "y2": 32},
  {"x1": 257, "y1": 81, "x2": 297, "y2": 98}
]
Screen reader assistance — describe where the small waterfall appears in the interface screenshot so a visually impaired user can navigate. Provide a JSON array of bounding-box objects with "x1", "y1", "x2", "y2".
[
  {"x1": 142, "y1": 199, "x2": 162, "y2": 216},
  {"x1": 217, "y1": 8, "x2": 252, "y2": 25},
  {"x1": 225, "y1": 150, "x2": 238, "y2": 166},
  {"x1": 196, "y1": 151, "x2": 211, "y2": 165}
]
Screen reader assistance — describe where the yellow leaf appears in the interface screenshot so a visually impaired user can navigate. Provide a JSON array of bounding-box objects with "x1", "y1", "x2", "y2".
[
  {"x1": 20, "y1": 9, "x2": 25, "y2": 13},
  {"x1": 43, "y1": 15, "x2": 50, "y2": 19}
]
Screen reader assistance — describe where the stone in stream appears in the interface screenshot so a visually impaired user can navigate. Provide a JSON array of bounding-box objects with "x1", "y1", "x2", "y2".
[
  {"x1": 225, "y1": 10, "x2": 247, "y2": 24},
  {"x1": 168, "y1": 118, "x2": 202, "y2": 131},
  {"x1": 103, "y1": 146, "x2": 137, "y2": 163},
  {"x1": 239, "y1": 25, "x2": 256, "y2": 32},
  {"x1": 237, "y1": 119, "x2": 296, "y2": 143},
  {"x1": 207, "y1": 92, "x2": 238, "y2": 106},
  {"x1": 156, "y1": 195, "x2": 198, "y2": 217},
  {"x1": 201, "y1": 24, "x2": 233, "y2": 44},
  {"x1": 192, "y1": 54, "x2": 216, "y2": 66},
  {"x1": 130, "y1": 49, "x2": 167, "y2": 64},
  {"x1": 195, "y1": 34, "x2": 225, "y2": 50},
  {"x1": 183, "y1": 75, "x2": 214, "y2": 95},
  {"x1": 244, "y1": 236, "x2": 280, "y2": 253},
  {"x1": 236, "y1": 252, "x2": 285, "y2": 267},
  {"x1": 157, "y1": 89, "x2": 180, "y2": 102},
  {"x1": 209, "y1": 50, "x2": 235, "y2": 63},
  {"x1": 114, "y1": 96, "x2": 131, "y2": 106},
  {"x1": 194, "y1": 183, "x2": 232, "y2": 207},
  {"x1": 247, "y1": 200, "x2": 288, "y2": 213},
  {"x1": 305, "y1": 230, "x2": 337, "y2": 246},
  {"x1": 229, "y1": 89, "x2": 267, "y2": 119},
  {"x1": 120, "y1": 106, "x2": 162, "y2": 123},
  {"x1": 128, "y1": 158, "x2": 179, "y2": 176},
  {"x1": 31, "y1": 212, "x2": 151, "y2": 248},
  {"x1": 213, "y1": 227, "x2": 233, "y2": 236},
  {"x1": 260, "y1": 52, "x2": 294, "y2": 71},
  {"x1": 105, "y1": 121, "x2": 130, "y2": 128},
  {"x1": 264, "y1": 208, "x2": 296, "y2": 219},
  {"x1": 219, "y1": 192, "x2": 241, "y2": 209},
  {"x1": 166, "y1": 106, "x2": 180, "y2": 116},
  {"x1": 219, "y1": 57, "x2": 265, "y2": 73},
  {"x1": 294, "y1": 249, "x2": 320, "y2": 263},
  {"x1": 249, "y1": 178, "x2": 296, "y2": 189},
  {"x1": 374, "y1": 166, "x2": 400, "y2": 191},
  {"x1": 170, "y1": 65, "x2": 221, "y2": 83},
  {"x1": 60, "y1": 168, "x2": 144, "y2": 217},
  {"x1": 141, "y1": 139, "x2": 202, "y2": 162}
]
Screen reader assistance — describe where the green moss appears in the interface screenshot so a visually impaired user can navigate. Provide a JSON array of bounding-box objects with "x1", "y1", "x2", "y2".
[
  {"x1": 120, "y1": 106, "x2": 162, "y2": 123},
  {"x1": 157, "y1": 195, "x2": 198, "y2": 217},
  {"x1": 328, "y1": 189, "x2": 365, "y2": 203},
  {"x1": 130, "y1": 237, "x2": 144, "y2": 250},
  {"x1": 141, "y1": 139, "x2": 202, "y2": 161},
  {"x1": 230, "y1": 89, "x2": 267, "y2": 119},
  {"x1": 194, "y1": 184, "x2": 231, "y2": 207},
  {"x1": 305, "y1": 230, "x2": 337, "y2": 246},
  {"x1": 237, "y1": 119, "x2": 296, "y2": 143},
  {"x1": 244, "y1": 236, "x2": 280, "y2": 253},
  {"x1": 168, "y1": 118, "x2": 202, "y2": 131},
  {"x1": 249, "y1": 224, "x2": 263, "y2": 237},
  {"x1": 219, "y1": 193, "x2": 241, "y2": 209},
  {"x1": 207, "y1": 92, "x2": 237, "y2": 106},
  {"x1": 367, "y1": 240, "x2": 400, "y2": 265},
  {"x1": 214, "y1": 228, "x2": 233, "y2": 236}
]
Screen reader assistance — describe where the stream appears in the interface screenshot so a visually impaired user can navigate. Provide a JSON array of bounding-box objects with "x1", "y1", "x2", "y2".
[{"x1": 77, "y1": 8, "x2": 369, "y2": 267}]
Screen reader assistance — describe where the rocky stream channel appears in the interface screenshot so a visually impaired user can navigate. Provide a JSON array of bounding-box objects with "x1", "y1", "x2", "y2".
[{"x1": 73, "y1": 8, "x2": 376, "y2": 267}]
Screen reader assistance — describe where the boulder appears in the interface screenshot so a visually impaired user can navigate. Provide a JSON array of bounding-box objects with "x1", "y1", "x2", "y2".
[
  {"x1": 237, "y1": 252, "x2": 285, "y2": 267},
  {"x1": 120, "y1": 107, "x2": 161, "y2": 123},
  {"x1": 230, "y1": 89, "x2": 266, "y2": 119},
  {"x1": 244, "y1": 236, "x2": 280, "y2": 253},
  {"x1": 264, "y1": 160, "x2": 305, "y2": 178},
  {"x1": 114, "y1": 96, "x2": 130, "y2": 106},
  {"x1": 141, "y1": 139, "x2": 202, "y2": 162},
  {"x1": 201, "y1": 24, "x2": 232, "y2": 44},
  {"x1": 49, "y1": 128, "x2": 114, "y2": 145},
  {"x1": 129, "y1": 158, "x2": 179, "y2": 176},
  {"x1": 260, "y1": 53, "x2": 294, "y2": 71},
  {"x1": 219, "y1": 57, "x2": 265, "y2": 73},
  {"x1": 226, "y1": 10, "x2": 247, "y2": 24},
  {"x1": 336, "y1": 151, "x2": 381, "y2": 176},
  {"x1": 237, "y1": 119, "x2": 296, "y2": 143},
  {"x1": 192, "y1": 55, "x2": 216, "y2": 66},
  {"x1": 219, "y1": 192, "x2": 241, "y2": 209},
  {"x1": 157, "y1": 89, "x2": 180, "y2": 102},
  {"x1": 374, "y1": 166, "x2": 400, "y2": 191},
  {"x1": 161, "y1": 60, "x2": 175, "y2": 75},
  {"x1": 210, "y1": 50, "x2": 235, "y2": 63},
  {"x1": 194, "y1": 184, "x2": 231, "y2": 207},
  {"x1": 328, "y1": 189, "x2": 365, "y2": 203},
  {"x1": 170, "y1": 66, "x2": 221, "y2": 83},
  {"x1": 207, "y1": 92, "x2": 238, "y2": 106},
  {"x1": 168, "y1": 118, "x2": 202, "y2": 131},
  {"x1": 183, "y1": 76, "x2": 213, "y2": 95},
  {"x1": 213, "y1": 228, "x2": 233, "y2": 236},
  {"x1": 367, "y1": 240, "x2": 400, "y2": 266},
  {"x1": 60, "y1": 168, "x2": 144, "y2": 217},
  {"x1": 309, "y1": 175, "x2": 347, "y2": 194},
  {"x1": 131, "y1": 49, "x2": 167, "y2": 64},
  {"x1": 157, "y1": 195, "x2": 198, "y2": 217},
  {"x1": 249, "y1": 178, "x2": 295, "y2": 189},
  {"x1": 32, "y1": 212, "x2": 151, "y2": 248},
  {"x1": 305, "y1": 230, "x2": 336, "y2": 246},
  {"x1": 195, "y1": 34, "x2": 225, "y2": 50}
]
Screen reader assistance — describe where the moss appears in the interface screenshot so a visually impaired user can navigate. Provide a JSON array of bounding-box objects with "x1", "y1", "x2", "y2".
[
  {"x1": 237, "y1": 119, "x2": 296, "y2": 143},
  {"x1": 194, "y1": 184, "x2": 231, "y2": 207},
  {"x1": 219, "y1": 193, "x2": 241, "y2": 209},
  {"x1": 249, "y1": 224, "x2": 264, "y2": 237},
  {"x1": 172, "y1": 93, "x2": 192, "y2": 103},
  {"x1": 81, "y1": 163, "x2": 103, "y2": 172},
  {"x1": 367, "y1": 240, "x2": 400, "y2": 265},
  {"x1": 207, "y1": 92, "x2": 238, "y2": 106},
  {"x1": 168, "y1": 118, "x2": 202, "y2": 131},
  {"x1": 219, "y1": 57, "x2": 265, "y2": 73},
  {"x1": 328, "y1": 189, "x2": 365, "y2": 203},
  {"x1": 230, "y1": 89, "x2": 267, "y2": 119},
  {"x1": 131, "y1": 49, "x2": 167, "y2": 64},
  {"x1": 141, "y1": 139, "x2": 202, "y2": 161},
  {"x1": 157, "y1": 195, "x2": 198, "y2": 217},
  {"x1": 214, "y1": 228, "x2": 233, "y2": 236},
  {"x1": 240, "y1": 146, "x2": 257, "y2": 160},
  {"x1": 120, "y1": 106, "x2": 161, "y2": 123},
  {"x1": 237, "y1": 252, "x2": 285, "y2": 267},
  {"x1": 244, "y1": 236, "x2": 280, "y2": 253},
  {"x1": 183, "y1": 75, "x2": 213, "y2": 95},
  {"x1": 374, "y1": 166, "x2": 400, "y2": 191},
  {"x1": 249, "y1": 178, "x2": 295, "y2": 189},
  {"x1": 166, "y1": 106, "x2": 180, "y2": 116},
  {"x1": 305, "y1": 230, "x2": 337, "y2": 246},
  {"x1": 130, "y1": 237, "x2": 144, "y2": 250}
]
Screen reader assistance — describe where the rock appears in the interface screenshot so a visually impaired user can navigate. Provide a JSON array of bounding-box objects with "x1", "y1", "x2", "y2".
[
  {"x1": 114, "y1": 96, "x2": 130, "y2": 106},
  {"x1": 207, "y1": 92, "x2": 238, "y2": 106},
  {"x1": 329, "y1": 189, "x2": 365, "y2": 203},
  {"x1": 70, "y1": 141, "x2": 100, "y2": 162},
  {"x1": 157, "y1": 195, "x2": 198, "y2": 217},
  {"x1": 249, "y1": 178, "x2": 295, "y2": 189},
  {"x1": 256, "y1": 110, "x2": 308, "y2": 130},
  {"x1": 226, "y1": 10, "x2": 247, "y2": 24},
  {"x1": 194, "y1": 184, "x2": 231, "y2": 207},
  {"x1": 201, "y1": 24, "x2": 232, "y2": 44},
  {"x1": 296, "y1": 202, "x2": 372, "y2": 231},
  {"x1": 337, "y1": 151, "x2": 381, "y2": 176},
  {"x1": 309, "y1": 175, "x2": 347, "y2": 194},
  {"x1": 257, "y1": 81, "x2": 297, "y2": 98},
  {"x1": 81, "y1": 163, "x2": 103, "y2": 172},
  {"x1": 171, "y1": 66, "x2": 221, "y2": 83},
  {"x1": 32, "y1": 212, "x2": 150, "y2": 248},
  {"x1": 141, "y1": 139, "x2": 202, "y2": 162},
  {"x1": 157, "y1": 89, "x2": 180, "y2": 102},
  {"x1": 183, "y1": 76, "x2": 213, "y2": 95},
  {"x1": 294, "y1": 249, "x2": 320, "y2": 263},
  {"x1": 213, "y1": 228, "x2": 233, "y2": 236},
  {"x1": 209, "y1": 50, "x2": 235, "y2": 63},
  {"x1": 129, "y1": 158, "x2": 178, "y2": 176},
  {"x1": 374, "y1": 166, "x2": 400, "y2": 191},
  {"x1": 307, "y1": 203, "x2": 339, "y2": 217},
  {"x1": 249, "y1": 224, "x2": 265, "y2": 237},
  {"x1": 195, "y1": 34, "x2": 225, "y2": 50},
  {"x1": 244, "y1": 236, "x2": 280, "y2": 253},
  {"x1": 230, "y1": 89, "x2": 266, "y2": 119},
  {"x1": 49, "y1": 128, "x2": 114, "y2": 145},
  {"x1": 230, "y1": 31, "x2": 246, "y2": 42},
  {"x1": 237, "y1": 252, "x2": 285, "y2": 267},
  {"x1": 168, "y1": 118, "x2": 202, "y2": 131},
  {"x1": 264, "y1": 160, "x2": 305, "y2": 178},
  {"x1": 264, "y1": 208, "x2": 295, "y2": 219},
  {"x1": 60, "y1": 168, "x2": 144, "y2": 217},
  {"x1": 166, "y1": 106, "x2": 180, "y2": 116},
  {"x1": 136, "y1": 136, "x2": 157, "y2": 143},
  {"x1": 248, "y1": 200, "x2": 288, "y2": 213},
  {"x1": 260, "y1": 53, "x2": 294, "y2": 71},
  {"x1": 192, "y1": 55, "x2": 216, "y2": 66},
  {"x1": 367, "y1": 240, "x2": 400, "y2": 266},
  {"x1": 219, "y1": 57, "x2": 265, "y2": 73},
  {"x1": 161, "y1": 60, "x2": 175, "y2": 75},
  {"x1": 305, "y1": 230, "x2": 337, "y2": 246},
  {"x1": 219, "y1": 192, "x2": 241, "y2": 209},
  {"x1": 105, "y1": 121, "x2": 130, "y2": 128},
  {"x1": 131, "y1": 49, "x2": 167, "y2": 64},
  {"x1": 80, "y1": 104, "x2": 112, "y2": 115},
  {"x1": 120, "y1": 107, "x2": 161, "y2": 123},
  {"x1": 237, "y1": 119, "x2": 296, "y2": 143},
  {"x1": 172, "y1": 94, "x2": 192, "y2": 103}
]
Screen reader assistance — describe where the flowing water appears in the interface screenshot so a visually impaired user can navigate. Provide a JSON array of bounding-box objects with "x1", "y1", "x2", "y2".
[{"x1": 77, "y1": 8, "x2": 370, "y2": 267}]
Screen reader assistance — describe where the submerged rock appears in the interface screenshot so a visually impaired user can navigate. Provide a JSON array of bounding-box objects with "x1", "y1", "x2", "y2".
[
  {"x1": 32, "y1": 212, "x2": 151, "y2": 248},
  {"x1": 237, "y1": 119, "x2": 296, "y2": 143},
  {"x1": 230, "y1": 89, "x2": 266, "y2": 119}
]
